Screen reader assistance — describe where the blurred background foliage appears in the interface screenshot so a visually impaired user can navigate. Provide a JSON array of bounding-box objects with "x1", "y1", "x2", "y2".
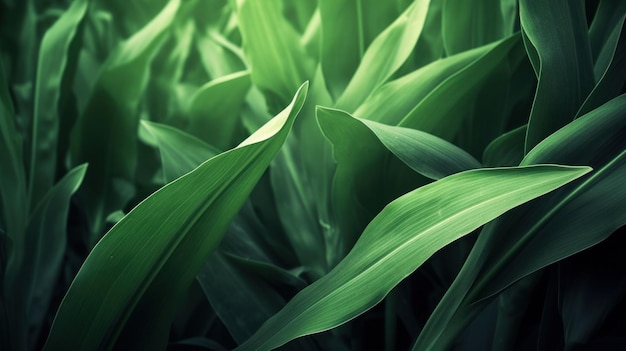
[{"x1": 1, "y1": 0, "x2": 625, "y2": 350}]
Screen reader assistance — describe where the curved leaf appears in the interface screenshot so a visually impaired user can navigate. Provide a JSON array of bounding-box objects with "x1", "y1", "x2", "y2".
[
  {"x1": 43, "y1": 82, "x2": 308, "y2": 351},
  {"x1": 520, "y1": 0, "x2": 594, "y2": 152},
  {"x1": 236, "y1": 165, "x2": 590, "y2": 351},
  {"x1": 415, "y1": 94, "x2": 626, "y2": 351},
  {"x1": 335, "y1": 0, "x2": 430, "y2": 111},
  {"x1": 187, "y1": 71, "x2": 251, "y2": 149},
  {"x1": 70, "y1": 0, "x2": 181, "y2": 242},
  {"x1": 28, "y1": 0, "x2": 88, "y2": 209}
]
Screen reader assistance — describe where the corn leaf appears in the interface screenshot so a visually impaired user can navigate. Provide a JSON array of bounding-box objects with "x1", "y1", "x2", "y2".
[
  {"x1": 139, "y1": 120, "x2": 220, "y2": 183},
  {"x1": 335, "y1": 0, "x2": 430, "y2": 112},
  {"x1": 414, "y1": 94, "x2": 626, "y2": 351},
  {"x1": 520, "y1": 0, "x2": 594, "y2": 152},
  {"x1": 70, "y1": 0, "x2": 181, "y2": 243},
  {"x1": 28, "y1": 0, "x2": 87, "y2": 209},
  {"x1": 235, "y1": 0, "x2": 314, "y2": 106},
  {"x1": 187, "y1": 71, "x2": 251, "y2": 149},
  {"x1": 441, "y1": 0, "x2": 504, "y2": 55},
  {"x1": 43, "y1": 82, "x2": 308, "y2": 351},
  {"x1": 482, "y1": 125, "x2": 526, "y2": 167},
  {"x1": 235, "y1": 165, "x2": 590, "y2": 351}
]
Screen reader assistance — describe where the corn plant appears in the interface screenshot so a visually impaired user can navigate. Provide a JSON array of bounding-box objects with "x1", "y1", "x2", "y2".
[{"x1": 1, "y1": 0, "x2": 625, "y2": 350}]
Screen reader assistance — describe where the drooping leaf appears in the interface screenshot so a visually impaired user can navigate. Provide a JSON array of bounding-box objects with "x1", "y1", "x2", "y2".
[
  {"x1": 43, "y1": 82, "x2": 308, "y2": 351},
  {"x1": 235, "y1": 165, "x2": 590, "y2": 351},
  {"x1": 415, "y1": 94, "x2": 626, "y2": 351},
  {"x1": 70, "y1": 0, "x2": 181, "y2": 243},
  {"x1": 520, "y1": 0, "x2": 595, "y2": 152}
]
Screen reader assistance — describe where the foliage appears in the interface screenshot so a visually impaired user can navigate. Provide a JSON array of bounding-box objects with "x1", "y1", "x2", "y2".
[{"x1": 0, "y1": 0, "x2": 625, "y2": 350}]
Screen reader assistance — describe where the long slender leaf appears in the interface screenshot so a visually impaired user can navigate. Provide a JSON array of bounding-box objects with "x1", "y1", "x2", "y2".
[
  {"x1": 414, "y1": 94, "x2": 626, "y2": 351},
  {"x1": 28, "y1": 0, "x2": 88, "y2": 209},
  {"x1": 441, "y1": 0, "x2": 504, "y2": 55},
  {"x1": 43, "y1": 82, "x2": 308, "y2": 351},
  {"x1": 235, "y1": 0, "x2": 314, "y2": 107},
  {"x1": 520, "y1": 0, "x2": 594, "y2": 152},
  {"x1": 70, "y1": 0, "x2": 181, "y2": 243},
  {"x1": 335, "y1": 0, "x2": 430, "y2": 112},
  {"x1": 236, "y1": 165, "x2": 590, "y2": 351}
]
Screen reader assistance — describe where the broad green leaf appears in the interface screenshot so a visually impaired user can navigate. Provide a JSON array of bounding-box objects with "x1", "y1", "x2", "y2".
[
  {"x1": 22, "y1": 165, "x2": 86, "y2": 345},
  {"x1": 69, "y1": 0, "x2": 180, "y2": 242},
  {"x1": 441, "y1": 0, "x2": 504, "y2": 55},
  {"x1": 235, "y1": 165, "x2": 590, "y2": 351},
  {"x1": 235, "y1": 0, "x2": 314, "y2": 106},
  {"x1": 415, "y1": 94, "x2": 626, "y2": 351},
  {"x1": 187, "y1": 71, "x2": 251, "y2": 149},
  {"x1": 139, "y1": 120, "x2": 220, "y2": 183},
  {"x1": 27, "y1": 0, "x2": 87, "y2": 209},
  {"x1": 520, "y1": 0, "x2": 594, "y2": 152},
  {"x1": 317, "y1": 106, "x2": 481, "y2": 251},
  {"x1": 196, "y1": 30, "x2": 247, "y2": 80},
  {"x1": 482, "y1": 125, "x2": 526, "y2": 167},
  {"x1": 335, "y1": 0, "x2": 430, "y2": 112},
  {"x1": 43, "y1": 82, "x2": 308, "y2": 351}
]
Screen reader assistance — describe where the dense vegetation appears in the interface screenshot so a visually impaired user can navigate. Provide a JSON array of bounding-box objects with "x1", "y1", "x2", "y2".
[{"x1": 1, "y1": 0, "x2": 625, "y2": 350}]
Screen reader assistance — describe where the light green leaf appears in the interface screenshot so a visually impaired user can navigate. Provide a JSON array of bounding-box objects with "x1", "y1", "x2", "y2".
[
  {"x1": 335, "y1": 0, "x2": 430, "y2": 112},
  {"x1": 69, "y1": 0, "x2": 181, "y2": 242},
  {"x1": 235, "y1": 165, "x2": 590, "y2": 351},
  {"x1": 520, "y1": 0, "x2": 594, "y2": 152},
  {"x1": 187, "y1": 71, "x2": 251, "y2": 149},
  {"x1": 235, "y1": 0, "x2": 314, "y2": 106},
  {"x1": 43, "y1": 82, "x2": 308, "y2": 351},
  {"x1": 318, "y1": 0, "x2": 411, "y2": 98},
  {"x1": 28, "y1": 0, "x2": 87, "y2": 209}
]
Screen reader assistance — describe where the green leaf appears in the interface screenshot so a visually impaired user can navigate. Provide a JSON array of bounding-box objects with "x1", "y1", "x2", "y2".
[
  {"x1": 0, "y1": 57, "x2": 28, "y2": 351},
  {"x1": 414, "y1": 94, "x2": 626, "y2": 351},
  {"x1": 441, "y1": 0, "x2": 504, "y2": 55},
  {"x1": 588, "y1": 0, "x2": 626, "y2": 63},
  {"x1": 520, "y1": 0, "x2": 595, "y2": 152},
  {"x1": 482, "y1": 125, "x2": 526, "y2": 167},
  {"x1": 187, "y1": 71, "x2": 251, "y2": 149},
  {"x1": 235, "y1": 0, "x2": 314, "y2": 105},
  {"x1": 27, "y1": 0, "x2": 88, "y2": 209},
  {"x1": 43, "y1": 82, "x2": 308, "y2": 351},
  {"x1": 69, "y1": 0, "x2": 181, "y2": 242},
  {"x1": 139, "y1": 120, "x2": 220, "y2": 183},
  {"x1": 335, "y1": 0, "x2": 430, "y2": 112},
  {"x1": 235, "y1": 165, "x2": 590, "y2": 351},
  {"x1": 576, "y1": 15, "x2": 626, "y2": 118},
  {"x1": 22, "y1": 165, "x2": 86, "y2": 344},
  {"x1": 318, "y1": 0, "x2": 411, "y2": 98},
  {"x1": 317, "y1": 106, "x2": 481, "y2": 250}
]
